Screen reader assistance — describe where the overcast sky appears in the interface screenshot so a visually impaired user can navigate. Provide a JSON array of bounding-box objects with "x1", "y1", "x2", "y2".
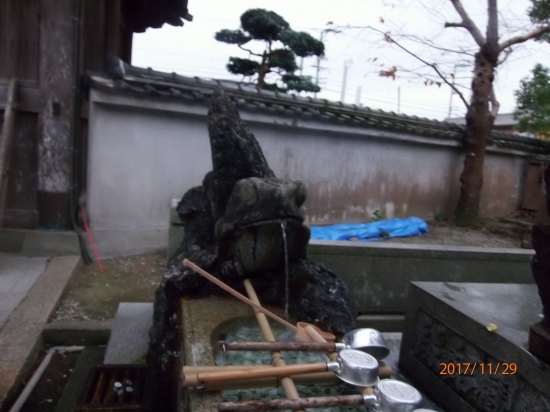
[{"x1": 132, "y1": 0, "x2": 550, "y2": 120}]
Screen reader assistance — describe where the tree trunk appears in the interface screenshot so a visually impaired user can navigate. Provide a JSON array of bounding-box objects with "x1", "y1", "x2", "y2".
[
  {"x1": 454, "y1": 48, "x2": 497, "y2": 226},
  {"x1": 257, "y1": 67, "x2": 268, "y2": 88},
  {"x1": 257, "y1": 50, "x2": 268, "y2": 88}
]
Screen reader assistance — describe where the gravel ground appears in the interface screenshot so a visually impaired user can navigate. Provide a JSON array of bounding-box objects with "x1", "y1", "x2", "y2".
[
  {"x1": 380, "y1": 219, "x2": 531, "y2": 248},
  {"x1": 51, "y1": 251, "x2": 165, "y2": 322}
]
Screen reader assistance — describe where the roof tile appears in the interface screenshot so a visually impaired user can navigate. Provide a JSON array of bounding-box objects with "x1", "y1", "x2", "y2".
[{"x1": 87, "y1": 58, "x2": 550, "y2": 155}]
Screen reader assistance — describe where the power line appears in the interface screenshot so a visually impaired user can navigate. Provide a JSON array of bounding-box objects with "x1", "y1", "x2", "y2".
[
  {"x1": 322, "y1": 86, "x2": 450, "y2": 117},
  {"x1": 321, "y1": 74, "x2": 460, "y2": 106},
  {"x1": 135, "y1": 57, "x2": 451, "y2": 117},
  {"x1": 132, "y1": 61, "x2": 234, "y2": 79},
  {"x1": 135, "y1": 47, "x2": 460, "y2": 112},
  {"x1": 322, "y1": 80, "x2": 454, "y2": 109},
  {"x1": 133, "y1": 59, "x2": 451, "y2": 116},
  {"x1": 133, "y1": 47, "x2": 230, "y2": 61},
  {"x1": 193, "y1": 15, "x2": 324, "y2": 32},
  {"x1": 320, "y1": 82, "x2": 455, "y2": 113},
  {"x1": 135, "y1": 52, "x2": 455, "y2": 112}
]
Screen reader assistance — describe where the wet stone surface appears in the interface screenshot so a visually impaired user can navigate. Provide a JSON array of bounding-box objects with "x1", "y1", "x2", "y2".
[{"x1": 400, "y1": 282, "x2": 550, "y2": 412}]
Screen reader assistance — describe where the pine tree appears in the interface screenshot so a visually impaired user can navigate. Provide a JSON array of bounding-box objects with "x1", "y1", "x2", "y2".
[{"x1": 215, "y1": 9, "x2": 324, "y2": 93}]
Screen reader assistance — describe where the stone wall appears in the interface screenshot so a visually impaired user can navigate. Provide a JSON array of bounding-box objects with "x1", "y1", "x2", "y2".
[{"x1": 308, "y1": 240, "x2": 534, "y2": 314}]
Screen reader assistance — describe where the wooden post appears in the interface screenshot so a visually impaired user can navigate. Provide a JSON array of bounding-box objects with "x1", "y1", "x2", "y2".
[
  {"x1": 37, "y1": 0, "x2": 75, "y2": 229},
  {"x1": 0, "y1": 78, "x2": 18, "y2": 228}
]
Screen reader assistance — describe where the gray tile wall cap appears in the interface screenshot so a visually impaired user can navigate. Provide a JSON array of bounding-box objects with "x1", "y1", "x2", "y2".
[{"x1": 85, "y1": 58, "x2": 550, "y2": 155}]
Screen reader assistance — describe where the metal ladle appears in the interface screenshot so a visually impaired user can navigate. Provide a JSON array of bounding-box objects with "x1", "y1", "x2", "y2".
[
  {"x1": 217, "y1": 379, "x2": 423, "y2": 412},
  {"x1": 219, "y1": 327, "x2": 390, "y2": 360},
  {"x1": 185, "y1": 348, "x2": 380, "y2": 388}
]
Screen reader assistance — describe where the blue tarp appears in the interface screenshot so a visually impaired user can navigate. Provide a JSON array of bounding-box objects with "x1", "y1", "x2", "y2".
[{"x1": 310, "y1": 217, "x2": 428, "y2": 241}]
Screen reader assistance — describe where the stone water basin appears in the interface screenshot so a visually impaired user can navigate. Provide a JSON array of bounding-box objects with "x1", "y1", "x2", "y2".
[{"x1": 180, "y1": 296, "x2": 443, "y2": 412}]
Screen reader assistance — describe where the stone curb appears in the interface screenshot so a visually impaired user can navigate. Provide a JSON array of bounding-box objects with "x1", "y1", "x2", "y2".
[
  {"x1": 0, "y1": 255, "x2": 80, "y2": 411},
  {"x1": 43, "y1": 320, "x2": 112, "y2": 346},
  {"x1": 0, "y1": 229, "x2": 80, "y2": 257},
  {"x1": 309, "y1": 240, "x2": 534, "y2": 261}
]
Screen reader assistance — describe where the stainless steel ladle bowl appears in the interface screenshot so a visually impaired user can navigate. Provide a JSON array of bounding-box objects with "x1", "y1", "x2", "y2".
[
  {"x1": 328, "y1": 348, "x2": 380, "y2": 386},
  {"x1": 366, "y1": 379, "x2": 423, "y2": 412},
  {"x1": 338, "y1": 328, "x2": 390, "y2": 360}
]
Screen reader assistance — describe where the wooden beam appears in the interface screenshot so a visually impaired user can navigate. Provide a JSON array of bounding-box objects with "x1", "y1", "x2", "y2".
[
  {"x1": 0, "y1": 78, "x2": 18, "y2": 229},
  {"x1": 37, "y1": 0, "x2": 75, "y2": 229}
]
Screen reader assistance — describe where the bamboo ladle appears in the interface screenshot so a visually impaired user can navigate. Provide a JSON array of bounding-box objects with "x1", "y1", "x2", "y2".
[
  {"x1": 217, "y1": 327, "x2": 390, "y2": 360},
  {"x1": 183, "y1": 259, "x2": 335, "y2": 342},
  {"x1": 185, "y1": 349, "x2": 380, "y2": 387}
]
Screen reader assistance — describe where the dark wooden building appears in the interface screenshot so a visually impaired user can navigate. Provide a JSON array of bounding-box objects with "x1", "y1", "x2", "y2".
[{"x1": 0, "y1": 0, "x2": 191, "y2": 230}]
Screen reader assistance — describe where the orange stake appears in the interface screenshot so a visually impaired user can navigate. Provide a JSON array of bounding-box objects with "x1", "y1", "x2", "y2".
[{"x1": 80, "y1": 206, "x2": 104, "y2": 273}]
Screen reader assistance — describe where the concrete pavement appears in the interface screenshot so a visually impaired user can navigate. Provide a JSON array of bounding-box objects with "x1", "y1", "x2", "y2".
[
  {"x1": 0, "y1": 255, "x2": 80, "y2": 411},
  {"x1": 0, "y1": 253, "x2": 49, "y2": 330}
]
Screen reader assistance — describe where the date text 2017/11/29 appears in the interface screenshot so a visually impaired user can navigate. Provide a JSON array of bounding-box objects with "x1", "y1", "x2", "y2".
[{"x1": 439, "y1": 362, "x2": 517, "y2": 376}]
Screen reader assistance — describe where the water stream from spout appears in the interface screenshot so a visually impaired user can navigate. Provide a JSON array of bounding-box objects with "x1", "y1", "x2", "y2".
[{"x1": 280, "y1": 221, "x2": 289, "y2": 316}]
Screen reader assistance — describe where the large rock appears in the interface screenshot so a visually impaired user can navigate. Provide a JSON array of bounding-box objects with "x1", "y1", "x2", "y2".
[
  {"x1": 207, "y1": 92, "x2": 275, "y2": 221},
  {"x1": 148, "y1": 89, "x2": 357, "y2": 380}
]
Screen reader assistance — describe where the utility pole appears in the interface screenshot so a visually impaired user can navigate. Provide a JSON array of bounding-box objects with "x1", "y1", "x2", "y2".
[
  {"x1": 397, "y1": 87, "x2": 401, "y2": 114},
  {"x1": 355, "y1": 86, "x2": 362, "y2": 106},
  {"x1": 313, "y1": 28, "x2": 341, "y2": 99},
  {"x1": 447, "y1": 63, "x2": 465, "y2": 118},
  {"x1": 448, "y1": 89, "x2": 454, "y2": 118},
  {"x1": 341, "y1": 59, "x2": 353, "y2": 103}
]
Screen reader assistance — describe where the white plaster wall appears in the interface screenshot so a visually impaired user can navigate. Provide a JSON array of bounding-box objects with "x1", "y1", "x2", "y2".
[
  {"x1": 249, "y1": 123, "x2": 463, "y2": 223},
  {"x1": 86, "y1": 91, "x2": 528, "y2": 256},
  {"x1": 87, "y1": 103, "x2": 212, "y2": 256}
]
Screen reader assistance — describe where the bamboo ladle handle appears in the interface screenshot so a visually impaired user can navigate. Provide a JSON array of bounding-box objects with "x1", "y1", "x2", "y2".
[
  {"x1": 193, "y1": 363, "x2": 328, "y2": 385},
  {"x1": 218, "y1": 341, "x2": 336, "y2": 352},
  {"x1": 183, "y1": 259, "x2": 297, "y2": 331},
  {"x1": 304, "y1": 325, "x2": 339, "y2": 361}
]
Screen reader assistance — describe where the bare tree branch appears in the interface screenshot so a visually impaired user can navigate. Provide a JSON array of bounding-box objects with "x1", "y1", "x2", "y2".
[
  {"x1": 496, "y1": 47, "x2": 512, "y2": 66},
  {"x1": 378, "y1": 31, "x2": 470, "y2": 108},
  {"x1": 444, "y1": 22, "x2": 467, "y2": 29},
  {"x1": 499, "y1": 25, "x2": 550, "y2": 51},
  {"x1": 392, "y1": 33, "x2": 477, "y2": 56},
  {"x1": 398, "y1": 62, "x2": 469, "y2": 107},
  {"x1": 238, "y1": 44, "x2": 263, "y2": 57},
  {"x1": 446, "y1": 0, "x2": 486, "y2": 46},
  {"x1": 486, "y1": 0, "x2": 499, "y2": 49},
  {"x1": 395, "y1": 67, "x2": 471, "y2": 88},
  {"x1": 337, "y1": 24, "x2": 471, "y2": 107}
]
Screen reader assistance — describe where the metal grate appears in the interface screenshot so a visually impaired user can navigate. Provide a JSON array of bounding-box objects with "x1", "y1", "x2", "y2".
[{"x1": 74, "y1": 364, "x2": 156, "y2": 411}]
